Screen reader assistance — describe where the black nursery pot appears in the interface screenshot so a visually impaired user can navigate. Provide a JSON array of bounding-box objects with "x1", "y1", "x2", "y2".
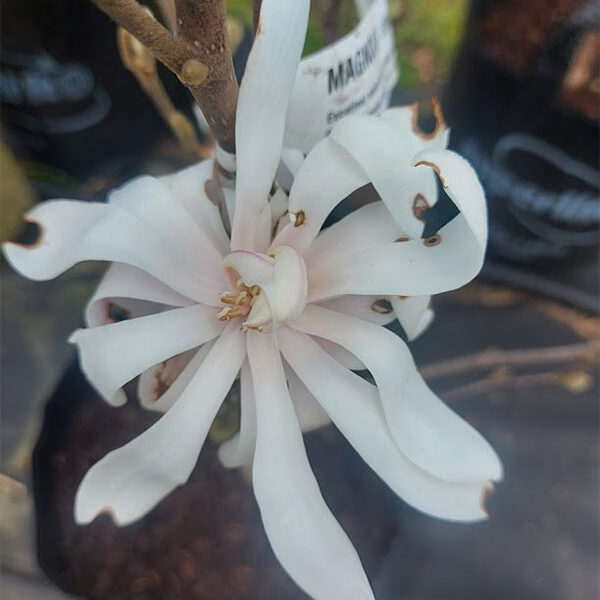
[
  {"x1": 443, "y1": 0, "x2": 600, "y2": 267},
  {"x1": 33, "y1": 362, "x2": 399, "y2": 600}
]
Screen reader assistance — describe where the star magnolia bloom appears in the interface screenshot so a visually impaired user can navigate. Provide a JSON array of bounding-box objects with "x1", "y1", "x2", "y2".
[{"x1": 3, "y1": 1, "x2": 502, "y2": 598}]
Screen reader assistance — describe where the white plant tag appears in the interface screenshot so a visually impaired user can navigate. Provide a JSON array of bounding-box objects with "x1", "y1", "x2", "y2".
[{"x1": 284, "y1": 0, "x2": 398, "y2": 154}]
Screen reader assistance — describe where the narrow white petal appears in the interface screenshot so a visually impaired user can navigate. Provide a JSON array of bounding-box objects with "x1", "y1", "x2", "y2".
[
  {"x1": 315, "y1": 293, "x2": 396, "y2": 327},
  {"x1": 86, "y1": 263, "x2": 193, "y2": 327},
  {"x1": 108, "y1": 175, "x2": 226, "y2": 281},
  {"x1": 278, "y1": 327, "x2": 492, "y2": 522},
  {"x1": 304, "y1": 201, "x2": 403, "y2": 268},
  {"x1": 75, "y1": 323, "x2": 246, "y2": 526},
  {"x1": 218, "y1": 360, "x2": 257, "y2": 469},
  {"x1": 284, "y1": 363, "x2": 331, "y2": 432},
  {"x1": 271, "y1": 137, "x2": 368, "y2": 254},
  {"x1": 231, "y1": 0, "x2": 310, "y2": 250},
  {"x1": 160, "y1": 160, "x2": 230, "y2": 255},
  {"x1": 307, "y1": 149, "x2": 488, "y2": 301},
  {"x1": 70, "y1": 304, "x2": 224, "y2": 405},
  {"x1": 330, "y1": 115, "x2": 438, "y2": 238},
  {"x1": 292, "y1": 305, "x2": 503, "y2": 483},
  {"x1": 247, "y1": 332, "x2": 375, "y2": 600},
  {"x1": 389, "y1": 295, "x2": 433, "y2": 341},
  {"x1": 137, "y1": 342, "x2": 215, "y2": 413},
  {"x1": 3, "y1": 200, "x2": 222, "y2": 305},
  {"x1": 315, "y1": 338, "x2": 365, "y2": 371}
]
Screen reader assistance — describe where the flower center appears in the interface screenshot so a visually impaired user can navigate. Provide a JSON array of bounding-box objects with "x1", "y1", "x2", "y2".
[
  {"x1": 219, "y1": 246, "x2": 308, "y2": 333},
  {"x1": 217, "y1": 279, "x2": 261, "y2": 328}
]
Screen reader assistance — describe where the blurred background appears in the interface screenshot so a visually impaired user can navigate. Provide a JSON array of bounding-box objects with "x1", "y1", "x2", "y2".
[{"x1": 1, "y1": 1, "x2": 598, "y2": 599}]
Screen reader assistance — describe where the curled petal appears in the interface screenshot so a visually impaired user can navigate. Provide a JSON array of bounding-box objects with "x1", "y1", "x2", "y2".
[
  {"x1": 218, "y1": 360, "x2": 257, "y2": 469},
  {"x1": 304, "y1": 201, "x2": 403, "y2": 268},
  {"x1": 330, "y1": 115, "x2": 438, "y2": 238},
  {"x1": 278, "y1": 327, "x2": 492, "y2": 522},
  {"x1": 231, "y1": 0, "x2": 310, "y2": 251},
  {"x1": 75, "y1": 323, "x2": 246, "y2": 526},
  {"x1": 272, "y1": 137, "x2": 368, "y2": 254},
  {"x1": 3, "y1": 200, "x2": 222, "y2": 305},
  {"x1": 86, "y1": 263, "x2": 192, "y2": 327},
  {"x1": 389, "y1": 295, "x2": 433, "y2": 341},
  {"x1": 292, "y1": 305, "x2": 503, "y2": 484},
  {"x1": 307, "y1": 149, "x2": 488, "y2": 300},
  {"x1": 315, "y1": 294, "x2": 397, "y2": 327},
  {"x1": 247, "y1": 332, "x2": 374, "y2": 600},
  {"x1": 70, "y1": 304, "x2": 225, "y2": 405}
]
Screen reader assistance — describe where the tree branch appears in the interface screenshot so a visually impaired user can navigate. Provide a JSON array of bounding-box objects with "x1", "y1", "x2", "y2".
[
  {"x1": 175, "y1": 0, "x2": 238, "y2": 152},
  {"x1": 442, "y1": 371, "x2": 564, "y2": 401},
  {"x1": 420, "y1": 340, "x2": 600, "y2": 380},
  {"x1": 91, "y1": 0, "x2": 238, "y2": 152}
]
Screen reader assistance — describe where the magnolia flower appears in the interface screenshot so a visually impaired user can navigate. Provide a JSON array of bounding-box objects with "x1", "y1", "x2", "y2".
[{"x1": 3, "y1": 1, "x2": 502, "y2": 598}]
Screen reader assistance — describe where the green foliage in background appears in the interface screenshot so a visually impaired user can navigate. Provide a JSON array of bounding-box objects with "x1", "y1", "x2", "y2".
[{"x1": 225, "y1": 0, "x2": 468, "y2": 88}]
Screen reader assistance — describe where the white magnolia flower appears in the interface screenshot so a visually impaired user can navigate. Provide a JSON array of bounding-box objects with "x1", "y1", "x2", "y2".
[{"x1": 3, "y1": 1, "x2": 502, "y2": 598}]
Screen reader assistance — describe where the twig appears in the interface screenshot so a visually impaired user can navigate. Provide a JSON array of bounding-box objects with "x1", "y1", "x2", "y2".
[
  {"x1": 175, "y1": 0, "x2": 238, "y2": 152},
  {"x1": 117, "y1": 25, "x2": 208, "y2": 157},
  {"x1": 157, "y1": 0, "x2": 176, "y2": 31},
  {"x1": 442, "y1": 371, "x2": 563, "y2": 401},
  {"x1": 91, "y1": 0, "x2": 202, "y2": 79},
  {"x1": 91, "y1": 0, "x2": 238, "y2": 152},
  {"x1": 420, "y1": 340, "x2": 600, "y2": 380}
]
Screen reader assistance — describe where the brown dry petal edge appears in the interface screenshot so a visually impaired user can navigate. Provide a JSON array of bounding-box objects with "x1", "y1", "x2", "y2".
[
  {"x1": 410, "y1": 98, "x2": 446, "y2": 141},
  {"x1": 370, "y1": 299, "x2": 393, "y2": 314},
  {"x1": 414, "y1": 160, "x2": 447, "y2": 188},
  {"x1": 8, "y1": 217, "x2": 45, "y2": 248}
]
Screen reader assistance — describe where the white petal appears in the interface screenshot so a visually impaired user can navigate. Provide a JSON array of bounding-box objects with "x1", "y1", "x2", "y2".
[
  {"x1": 389, "y1": 295, "x2": 433, "y2": 341},
  {"x1": 247, "y1": 332, "x2": 374, "y2": 600},
  {"x1": 3, "y1": 200, "x2": 222, "y2": 305},
  {"x1": 330, "y1": 115, "x2": 438, "y2": 238},
  {"x1": 307, "y1": 150, "x2": 488, "y2": 301},
  {"x1": 303, "y1": 201, "x2": 403, "y2": 268},
  {"x1": 255, "y1": 202, "x2": 273, "y2": 254},
  {"x1": 272, "y1": 245, "x2": 307, "y2": 323},
  {"x1": 159, "y1": 160, "x2": 230, "y2": 255},
  {"x1": 148, "y1": 342, "x2": 215, "y2": 414},
  {"x1": 315, "y1": 293, "x2": 396, "y2": 327},
  {"x1": 292, "y1": 305, "x2": 503, "y2": 483},
  {"x1": 86, "y1": 263, "x2": 193, "y2": 327},
  {"x1": 137, "y1": 344, "x2": 211, "y2": 412},
  {"x1": 315, "y1": 338, "x2": 365, "y2": 371},
  {"x1": 284, "y1": 362, "x2": 330, "y2": 432},
  {"x1": 218, "y1": 360, "x2": 257, "y2": 469},
  {"x1": 70, "y1": 304, "x2": 224, "y2": 405},
  {"x1": 278, "y1": 327, "x2": 492, "y2": 522},
  {"x1": 231, "y1": 0, "x2": 310, "y2": 251},
  {"x1": 108, "y1": 174, "x2": 226, "y2": 278},
  {"x1": 75, "y1": 323, "x2": 246, "y2": 526},
  {"x1": 271, "y1": 137, "x2": 368, "y2": 254}
]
